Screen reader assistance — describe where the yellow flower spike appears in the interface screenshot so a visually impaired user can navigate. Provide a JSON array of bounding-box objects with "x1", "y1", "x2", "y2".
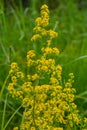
[{"x1": 7, "y1": 4, "x2": 87, "y2": 130}]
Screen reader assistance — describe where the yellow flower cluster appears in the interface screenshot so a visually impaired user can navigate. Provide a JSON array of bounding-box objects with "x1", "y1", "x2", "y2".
[
  {"x1": 41, "y1": 47, "x2": 59, "y2": 57},
  {"x1": 7, "y1": 4, "x2": 87, "y2": 130},
  {"x1": 36, "y1": 4, "x2": 49, "y2": 27},
  {"x1": 31, "y1": 4, "x2": 58, "y2": 44},
  {"x1": 27, "y1": 50, "x2": 36, "y2": 67},
  {"x1": 8, "y1": 62, "x2": 24, "y2": 99}
]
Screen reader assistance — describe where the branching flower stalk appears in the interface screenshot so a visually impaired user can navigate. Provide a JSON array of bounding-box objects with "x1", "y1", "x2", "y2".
[{"x1": 7, "y1": 4, "x2": 87, "y2": 130}]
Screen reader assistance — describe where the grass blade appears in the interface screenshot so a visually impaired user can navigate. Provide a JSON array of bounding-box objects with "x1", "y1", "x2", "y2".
[
  {"x1": 1, "y1": 94, "x2": 8, "y2": 130},
  {"x1": 0, "y1": 74, "x2": 10, "y2": 100},
  {"x1": 3, "y1": 104, "x2": 23, "y2": 130}
]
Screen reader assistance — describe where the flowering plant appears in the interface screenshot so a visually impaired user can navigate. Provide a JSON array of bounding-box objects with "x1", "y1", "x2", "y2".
[{"x1": 8, "y1": 4, "x2": 87, "y2": 130}]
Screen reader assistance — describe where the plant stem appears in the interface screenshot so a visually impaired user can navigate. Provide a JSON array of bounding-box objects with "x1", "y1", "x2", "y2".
[
  {"x1": 0, "y1": 74, "x2": 10, "y2": 100},
  {"x1": 3, "y1": 104, "x2": 23, "y2": 130},
  {"x1": 1, "y1": 94, "x2": 8, "y2": 130}
]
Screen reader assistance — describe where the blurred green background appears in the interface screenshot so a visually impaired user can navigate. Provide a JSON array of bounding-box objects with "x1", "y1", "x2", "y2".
[{"x1": 0, "y1": 0, "x2": 87, "y2": 129}]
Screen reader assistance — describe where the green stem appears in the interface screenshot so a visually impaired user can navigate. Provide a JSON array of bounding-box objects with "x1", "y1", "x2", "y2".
[
  {"x1": 0, "y1": 0, "x2": 7, "y2": 33},
  {"x1": 3, "y1": 104, "x2": 23, "y2": 130},
  {"x1": 31, "y1": 0, "x2": 37, "y2": 15},
  {"x1": 0, "y1": 42, "x2": 10, "y2": 63},
  {"x1": 0, "y1": 74, "x2": 10, "y2": 100},
  {"x1": 76, "y1": 95, "x2": 87, "y2": 100},
  {"x1": 20, "y1": 109, "x2": 25, "y2": 130},
  {"x1": 1, "y1": 94, "x2": 8, "y2": 130},
  {"x1": 32, "y1": 86, "x2": 37, "y2": 129}
]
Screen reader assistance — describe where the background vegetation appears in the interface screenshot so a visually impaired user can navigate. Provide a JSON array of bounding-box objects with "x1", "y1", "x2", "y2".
[{"x1": 0, "y1": 0, "x2": 87, "y2": 129}]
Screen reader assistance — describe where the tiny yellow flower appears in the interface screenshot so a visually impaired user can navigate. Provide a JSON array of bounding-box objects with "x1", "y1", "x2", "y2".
[
  {"x1": 16, "y1": 71, "x2": 24, "y2": 78},
  {"x1": 48, "y1": 29, "x2": 58, "y2": 38},
  {"x1": 31, "y1": 34, "x2": 41, "y2": 41},
  {"x1": 13, "y1": 127, "x2": 18, "y2": 130},
  {"x1": 35, "y1": 17, "x2": 42, "y2": 26},
  {"x1": 32, "y1": 74, "x2": 39, "y2": 81},
  {"x1": 27, "y1": 50, "x2": 35, "y2": 59},
  {"x1": 47, "y1": 40, "x2": 51, "y2": 46},
  {"x1": 11, "y1": 62, "x2": 18, "y2": 70},
  {"x1": 41, "y1": 4, "x2": 49, "y2": 11}
]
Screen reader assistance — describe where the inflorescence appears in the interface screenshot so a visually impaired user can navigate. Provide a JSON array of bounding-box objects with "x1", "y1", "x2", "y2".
[{"x1": 8, "y1": 4, "x2": 87, "y2": 130}]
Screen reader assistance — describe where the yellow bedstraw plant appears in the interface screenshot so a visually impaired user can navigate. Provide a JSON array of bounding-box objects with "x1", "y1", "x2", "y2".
[{"x1": 8, "y1": 4, "x2": 87, "y2": 130}]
